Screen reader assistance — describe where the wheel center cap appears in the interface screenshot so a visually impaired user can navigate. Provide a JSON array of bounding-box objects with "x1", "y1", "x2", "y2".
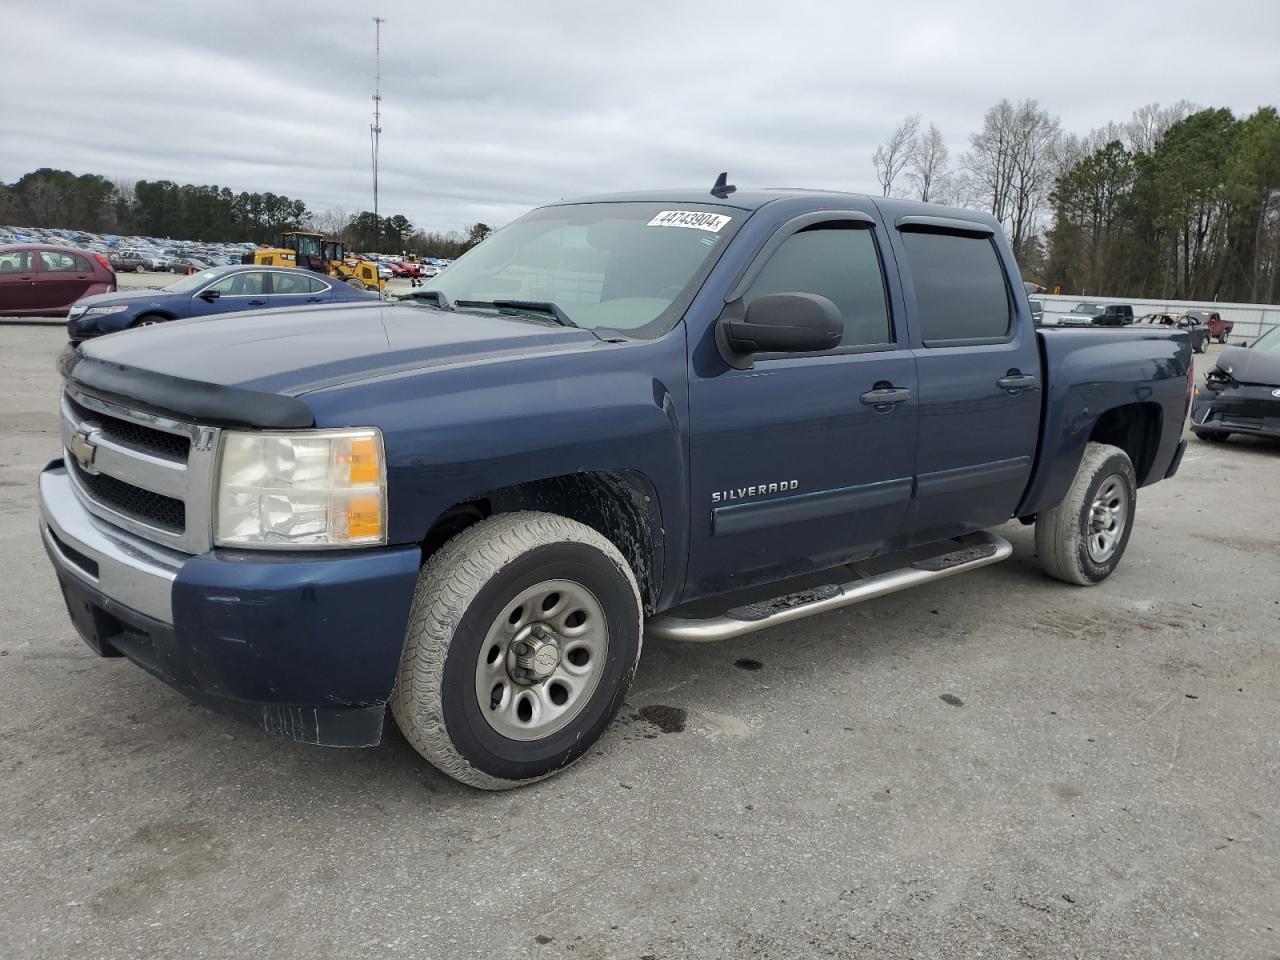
[{"x1": 509, "y1": 625, "x2": 561, "y2": 683}]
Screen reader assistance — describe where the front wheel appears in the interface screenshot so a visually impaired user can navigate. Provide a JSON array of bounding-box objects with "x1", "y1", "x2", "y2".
[
  {"x1": 1035, "y1": 442, "x2": 1137, "y2": 585},
  {"x1": 391, "y1": 512, "x2": 643, "y2": 790}
]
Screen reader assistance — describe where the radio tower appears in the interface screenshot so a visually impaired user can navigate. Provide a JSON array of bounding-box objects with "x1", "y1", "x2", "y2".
[{"x1": 370, "y1": 16, "x2": 386, "y2": 220}]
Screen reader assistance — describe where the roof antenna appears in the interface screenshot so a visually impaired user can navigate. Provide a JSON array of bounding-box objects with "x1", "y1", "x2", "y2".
[{"x1": 710, "y1": 172, "x2": 737, "y2": 200}]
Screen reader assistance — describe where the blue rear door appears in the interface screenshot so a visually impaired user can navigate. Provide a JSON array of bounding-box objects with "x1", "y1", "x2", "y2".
[
  {"x1": 683, "y1": 205, "x2": 919, "y2": 600},
  {"x1": 883, "y1": 213, "x2": 1041, "y2": 543}
]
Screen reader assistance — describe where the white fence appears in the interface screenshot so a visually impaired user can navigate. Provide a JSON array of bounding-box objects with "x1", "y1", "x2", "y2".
[{"x1": 1039, "y1": 294, "x2": 1280, "y2": 344}]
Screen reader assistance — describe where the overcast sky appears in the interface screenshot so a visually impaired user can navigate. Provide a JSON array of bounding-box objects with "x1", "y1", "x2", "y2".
[{"x1": 3, "y1": 0, "x2": 1278, "y2": 234}]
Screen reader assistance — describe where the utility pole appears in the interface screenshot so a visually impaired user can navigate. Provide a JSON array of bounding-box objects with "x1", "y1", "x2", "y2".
[{"x1": 371, "y1": 15, "x2": 386, "y2": 221}]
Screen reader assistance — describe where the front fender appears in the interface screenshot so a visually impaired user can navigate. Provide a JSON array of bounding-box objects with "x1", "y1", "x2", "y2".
[{"x1": 301, "y1": 331, "x2": 691, "y2": 607}]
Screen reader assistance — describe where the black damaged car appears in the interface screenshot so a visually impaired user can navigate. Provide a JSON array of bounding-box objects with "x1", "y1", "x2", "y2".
[{"x1": 1192, "y1": 324, "x2": 1280, "y2": 444}]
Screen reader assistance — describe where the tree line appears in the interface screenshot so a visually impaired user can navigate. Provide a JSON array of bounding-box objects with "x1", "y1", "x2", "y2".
[
  {"x1": 872, "y1": 101, "x2": 1280, "y2": 304},
  {"x1": 0, "y1": 168, "x2": 492, "y2": 258}
]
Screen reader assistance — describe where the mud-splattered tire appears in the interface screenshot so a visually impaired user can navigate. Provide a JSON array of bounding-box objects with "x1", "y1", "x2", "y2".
[
  {"x1": 390, "y1": 511, "x2": 643, "y2": 790},
  {"x1": 1035, "y1": 442, "x2": 1137, "y2": 586}
]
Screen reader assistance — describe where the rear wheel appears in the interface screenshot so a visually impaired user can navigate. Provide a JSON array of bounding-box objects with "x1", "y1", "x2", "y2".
[
  {"x1": 391, "y1": 512, "x2": 643, "y2": 790},
  {"x1": 1035, "y1": 442, "x2": 1137, "y2": 586}
]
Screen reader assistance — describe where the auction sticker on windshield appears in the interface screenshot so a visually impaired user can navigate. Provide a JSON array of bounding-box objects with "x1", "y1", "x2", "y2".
[{"x1": 647, "y1": 210, "x2": 732, "y2": 232}]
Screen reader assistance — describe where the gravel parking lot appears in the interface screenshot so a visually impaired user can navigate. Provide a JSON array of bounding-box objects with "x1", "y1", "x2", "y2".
[{"x1": 1, "y1": 325, "x2": 1277, "y2": 959}]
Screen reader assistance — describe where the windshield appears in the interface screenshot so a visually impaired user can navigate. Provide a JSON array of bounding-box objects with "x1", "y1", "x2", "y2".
[
  {"x1": 161, "y1": 270, "x2": 222, "y2": 293},
  {"x1": 1252, "y1": 325, "x2": 1280, "y2": 353},
  {"x1": 420, "y1": 201, "x2": 740, "y2": 337},
  {"x1": 1071, "y1": 303, "x2": 1103, "y2": 315}
]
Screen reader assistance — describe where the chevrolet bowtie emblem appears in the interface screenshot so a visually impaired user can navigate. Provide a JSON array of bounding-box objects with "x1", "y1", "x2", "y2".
[{"x1": 70, "y1": 429, "x2": 99, "y2": 474}]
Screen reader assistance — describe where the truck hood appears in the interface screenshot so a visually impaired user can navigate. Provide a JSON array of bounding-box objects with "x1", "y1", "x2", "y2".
[
  {"x1": 70, "y1": 301, "x2": 602, "y2": 427},
  {"x1": 1215, "y1": 345, "x2": 1280, "y2": 386}
]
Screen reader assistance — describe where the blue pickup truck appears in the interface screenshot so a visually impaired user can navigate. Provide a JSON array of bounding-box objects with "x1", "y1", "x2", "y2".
[{"x1": 39, "y1": 184, "x2": 1193, "y2": 789}]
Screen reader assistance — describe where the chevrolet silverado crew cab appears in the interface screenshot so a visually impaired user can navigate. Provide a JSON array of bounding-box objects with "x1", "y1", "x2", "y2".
[{"x1": 39, "y1": 183, "x2": 1193, "y2": 790}]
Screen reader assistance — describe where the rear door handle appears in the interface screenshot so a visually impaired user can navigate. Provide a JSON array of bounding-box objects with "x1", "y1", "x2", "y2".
[
  {"x1": 997, "y1": 374, "x2": 1037, "y2": 391},
  {"x1": 860, "y1": 386, "x2": 911, "y2": 407},
  {"x1": 306, "y1": 296, "x2": 324, "y2": 302}
]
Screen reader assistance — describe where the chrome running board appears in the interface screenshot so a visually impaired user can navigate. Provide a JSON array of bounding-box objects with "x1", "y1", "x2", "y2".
[{"x1": 646, "y1": 532, "x2": 1012, "y2": 643}]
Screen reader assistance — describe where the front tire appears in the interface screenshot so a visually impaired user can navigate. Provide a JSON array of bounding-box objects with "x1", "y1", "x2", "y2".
[
  {"x1": 391, "y1": 512, "x2": 643, "y2": 790},
  {"x1": 1035, "y1": 442, "x2": 1137, "y2": 585}
]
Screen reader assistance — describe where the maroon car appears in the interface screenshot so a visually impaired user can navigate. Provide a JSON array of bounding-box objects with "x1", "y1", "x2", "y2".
[
  {"x1": 0, "y1": 244, "x2": 116, "y2": 317},
  {"x1": 1184, "y1": 308, "x2": 1233, "y2": 344}
]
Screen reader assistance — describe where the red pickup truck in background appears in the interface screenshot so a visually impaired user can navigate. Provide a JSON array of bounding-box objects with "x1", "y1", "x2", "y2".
[{"x1": 1185, "y1": 308, "x2": 1233, "y2": 343}]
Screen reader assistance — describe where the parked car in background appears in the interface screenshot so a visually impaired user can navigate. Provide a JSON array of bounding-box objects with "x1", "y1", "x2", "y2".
[
  {"x1": 0, "y1": 244, "x2": 116, "y2": 317},
  {"x1": 1192, "y1": 323, "x2": 1280, "y2": 443},
  {"x1": 108, "y1": 250, "x2": 144, "y2": 273},
  {"x1": 1057, "y1": 303, "x2": 1104, "y2": 326},
  {"x1": 1092, "y1": 304, "x2": 1135, "y2": 327},
  {"x1": 65, "y1": 264, "x2": 379, "y2": 341},
  {"x1": 388, "y1": 261, "x2": 421, "y2": 279},
  {"x1": 1029, "y1": 298, "x2": 1044, "y2": 326},
  {"x1": 169, "y1": 256, "x2": 214, "y2": 273},
  {"x1": 1141, "y1": 313, "x2": 1210, "y2": 353},
  {"x1": 1184, "y1": 308, "x2": 1233, "y2": 344}
]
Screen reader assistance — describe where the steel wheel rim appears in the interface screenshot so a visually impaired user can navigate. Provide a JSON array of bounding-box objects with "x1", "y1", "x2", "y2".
[
  {"x1": 1086, "y1": 474, "x2": 1128, "y2": 563},
  {"x1": 474, "y1": 578, "x2": 609, "y2": 741}
]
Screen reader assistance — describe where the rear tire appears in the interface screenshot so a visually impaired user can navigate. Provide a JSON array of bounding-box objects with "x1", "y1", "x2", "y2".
[
  {"x1": 1035, "y1": 442, "x2": 1137, "y2": 586},
  {"x1": 391, "y1": 511, "x2": 643, "y2": 790}
]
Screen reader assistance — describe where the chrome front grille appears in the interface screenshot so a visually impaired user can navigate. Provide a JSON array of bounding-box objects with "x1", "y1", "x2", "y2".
[{"x1": 60, "y1": 387, "x2": 219, "y2": 554}]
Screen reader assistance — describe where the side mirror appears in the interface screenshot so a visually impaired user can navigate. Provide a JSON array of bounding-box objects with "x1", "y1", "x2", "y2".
[
  {"x1": 198, "y1": 289, "x2": 220, "y2": 302},
  {"x1": 719, "y1": 293, "x2": 843, "y2": 361}
]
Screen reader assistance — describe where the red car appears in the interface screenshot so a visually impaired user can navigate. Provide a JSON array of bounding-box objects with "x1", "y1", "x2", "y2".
[
  {"x1": 0, "y1": 244, "x2": 116, "y2": 317},
  {"x1": 388, "y1": 260, "x2": 421, "y2": 279},
  {"x1": 1184, "y1": 308, "x2": 1233, "y2": 344}
]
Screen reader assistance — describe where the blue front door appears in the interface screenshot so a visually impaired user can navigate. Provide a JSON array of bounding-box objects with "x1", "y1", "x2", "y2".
[{"x1": 684, "y1": 211, "x2": 919, "y2": 600}]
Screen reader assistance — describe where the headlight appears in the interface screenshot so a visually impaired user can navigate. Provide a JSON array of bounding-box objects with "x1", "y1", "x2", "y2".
[
  {"x1": 68, "y1": 306, "x2": 87, "y2": 320},
  {"x1": 214, "y1": 428, "x2": 387, "y2": 548},
  {"x1": 85, "y1": 305, "x2": 128, "y2": 315}
]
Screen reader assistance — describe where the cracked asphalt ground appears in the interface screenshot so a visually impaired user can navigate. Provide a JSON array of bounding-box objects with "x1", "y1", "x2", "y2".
[{"x1": 2, "y1": 326, "x2": 1277, "y2": 960}]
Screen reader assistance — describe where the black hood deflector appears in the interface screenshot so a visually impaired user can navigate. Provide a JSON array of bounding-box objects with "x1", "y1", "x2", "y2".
[{"x1": 65, "y1": 351, "x2": 314, "y2": 429}]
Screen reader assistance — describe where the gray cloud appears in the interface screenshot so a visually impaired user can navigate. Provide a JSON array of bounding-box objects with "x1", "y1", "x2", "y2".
[{"x1": 3, "y1": 0, "x2": 1277, "y2": 233}]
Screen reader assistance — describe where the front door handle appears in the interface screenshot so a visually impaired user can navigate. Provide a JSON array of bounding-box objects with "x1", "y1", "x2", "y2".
[
  {"x1": 247, "y1": 299, "x2": 267, "y2": 306},
  {"x1": 860, "y1": 386, "x2": 911, "y2": 407},
  {"x1": 997, "y1": 373, "x2": 1037, "y2": 392},
  {"x1": 306, "y1": 296, "x2": 324, "y2": 302}
]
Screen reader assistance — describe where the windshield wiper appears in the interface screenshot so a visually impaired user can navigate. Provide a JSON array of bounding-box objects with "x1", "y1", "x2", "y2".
[
  {"x1": 456, "y1": 298, "x2": 578, "y2": 328},
  {"x1": 400, "y1": 289, "x2": 453, "y2": 311}
]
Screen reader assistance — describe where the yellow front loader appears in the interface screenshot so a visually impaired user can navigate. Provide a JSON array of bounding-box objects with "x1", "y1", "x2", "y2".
[{"x1": 252, "y1": 231, "x2": 384, "y2": 293}]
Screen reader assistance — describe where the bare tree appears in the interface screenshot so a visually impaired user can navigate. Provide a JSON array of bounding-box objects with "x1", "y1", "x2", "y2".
[
  {"x1": 872, "y1": 115, "x2": 920, "y2": 197},
  {"x1": 962, "y1": 98, "x2": 1063, "y2": 253},
  {"x1": 1125, "y1": 101, "x2": 1198, "y2": 154},
  {"x1": 907, "y1": 122, "x2": 949, "y2": 202},
  {"x1": 312, "y1": 207, "x2": 352, "y2": 238}
]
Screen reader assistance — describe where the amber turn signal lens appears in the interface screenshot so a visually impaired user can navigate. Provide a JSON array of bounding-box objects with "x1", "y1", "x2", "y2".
[
  {"x1": 345, "y1": 495, "x2": 384, "y2": 540},
  {"x1": 347, "y1": 436, "x2": 380, "y2": 485}
]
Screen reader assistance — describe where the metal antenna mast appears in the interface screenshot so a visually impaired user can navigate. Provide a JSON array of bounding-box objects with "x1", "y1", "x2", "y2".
[{"x1": 371, "y1": 15, "x2": 386, "y2": 220}]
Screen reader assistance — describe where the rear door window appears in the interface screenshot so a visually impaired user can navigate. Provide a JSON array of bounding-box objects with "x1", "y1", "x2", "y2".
[
  {"x1": 270, "y1": 272, "x2": 327, "y2": 295},
  {"x1": 901, "y1": 232, "x2": 1011, "y2": 344},
  {"x1": 40, "y1": 251, "x2": 91, "y2": 272}
]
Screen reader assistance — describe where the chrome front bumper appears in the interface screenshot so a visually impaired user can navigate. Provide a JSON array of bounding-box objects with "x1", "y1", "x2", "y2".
[{"x1": 38, "y1": 462, "x2": 188, "y2": 624}]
